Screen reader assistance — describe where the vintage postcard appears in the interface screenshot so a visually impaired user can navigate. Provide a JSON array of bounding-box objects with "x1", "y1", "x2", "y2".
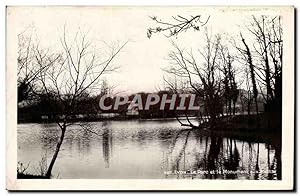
[{"x1": 6, "y1": 6, "x2": 294, "y2": 190}]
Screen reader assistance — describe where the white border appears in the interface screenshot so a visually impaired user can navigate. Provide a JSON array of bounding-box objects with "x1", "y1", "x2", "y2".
[{"x1": 5, "y1": 5, "x2": 295, "y2": 191}]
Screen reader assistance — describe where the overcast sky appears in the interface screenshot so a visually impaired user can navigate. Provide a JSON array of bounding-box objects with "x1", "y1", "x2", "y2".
[{"x1": 9, "y1": 6, "x2": 286, "y2": 94}]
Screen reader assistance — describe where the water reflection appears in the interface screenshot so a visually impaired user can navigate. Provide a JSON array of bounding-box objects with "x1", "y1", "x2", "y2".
[
  {"x1": 162, "y1": 130, "x2": 281, "y2": 180},
  {"x1": 102, "y1": 128, "x2": 112, "y2": 168},
  {"x1": 17, "y1": 120, "x2": 281, "y2": 179}
]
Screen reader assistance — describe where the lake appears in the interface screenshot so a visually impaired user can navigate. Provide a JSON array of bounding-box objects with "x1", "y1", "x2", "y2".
[{"x1": 17, "y1": 119, "x2": 281, "y2": 179}]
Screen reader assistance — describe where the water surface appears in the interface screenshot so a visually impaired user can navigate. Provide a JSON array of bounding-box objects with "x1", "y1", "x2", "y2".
[{"x1": 17, "y1": 119, "x2": 281, "y2": 179}]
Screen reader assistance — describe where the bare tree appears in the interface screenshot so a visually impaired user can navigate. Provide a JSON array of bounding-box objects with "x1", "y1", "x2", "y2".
[
  {"x1": 219, "y1": 44, "x2": 239, "y2": 115},
  {"x1": 33, "y1": 27, "x2": 127, "y2": 178},
  {"x1": 147, "y1": 15, "x2": 210, "y2": 38},
  {"x1": 235, "y1": 33, "x2": 259, "y2": 115},
  {"x1": 164, "y1": 31, "x2": 224, "y2": 127},
  {"x1": 17, "y1": 27, "x2": 56, "y2": 102},
  {"x1": 235, "y1": 16, "x2": 283, "y2": 114},
  {"x1": 269, "y1": 16, "x2": 283, "y2": 106},
  {"x1": 248, "y1": 16, "x2": 273, "y2": 102},
  {"x1": 249, "y1": 16, "x2": 282, "y2": 112},
  {"x1": 240, "y1": 67, "x2": 254, "y2": 115}
]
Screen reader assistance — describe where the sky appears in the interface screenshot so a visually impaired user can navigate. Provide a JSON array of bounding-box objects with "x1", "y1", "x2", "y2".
[{"x1": 8, "y1": 6, "x2": 287, "y2": 94}]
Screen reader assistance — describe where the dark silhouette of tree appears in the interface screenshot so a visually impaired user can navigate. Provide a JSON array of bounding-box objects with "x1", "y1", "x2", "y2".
[
  {"x1": 30, "y1": 26, "x2": 127, "y2": 178},
  {"x1": 17, "y1": 27, "x2": 60, "y2": 102},
  {"x1": 249, "y1": 16, "x2": 282, "y2": 113},
  {"x1": 235, "y1": 33, "x2": 259, "y2": 115},
  {"x1": 154, "y1": 14, "x2": 283, "y2": 121},
  {"x1": 219, "y1": 45, "x2": 239, "y2": 115},
  {"x1": 235, "y1": 16, "x2": 283, "y2": 115},
  {"x1": 147, "y1": 15, "x2": 210, "y2": 38},
  {"x1": 164, "y1": 31, "x2": 225, "y2": 127}
]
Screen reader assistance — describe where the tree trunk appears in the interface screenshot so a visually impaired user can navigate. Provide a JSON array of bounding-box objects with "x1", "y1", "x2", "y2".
[
  {"x1": 247, "y1": 101, "x2": 251, "y2": 116},
  {"x1": 241, "y1": 36, "x2": 259, "y2": 115},
  {"x1": 254, "y1": 97, "x2": 259, "y2": 115},
  {"x1": 233, "y1": 101, "x2": 236, "y2": 115},
  {"x1": 45, "y1": 125, "x2": 66, "y2": 178},
  {"x1": 228, "y1": 100, "x2": 232, "y2": 115}
]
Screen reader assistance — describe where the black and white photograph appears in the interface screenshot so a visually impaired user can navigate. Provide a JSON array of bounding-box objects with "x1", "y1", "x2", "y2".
[{"x1": 5, "y1": 6, "x2": 294, "y2": 191}]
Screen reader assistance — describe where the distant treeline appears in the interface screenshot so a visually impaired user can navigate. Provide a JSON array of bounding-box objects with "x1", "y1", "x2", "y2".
[{"x1": 18, "y1": 89, "x2": 264, "y2": 123}]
